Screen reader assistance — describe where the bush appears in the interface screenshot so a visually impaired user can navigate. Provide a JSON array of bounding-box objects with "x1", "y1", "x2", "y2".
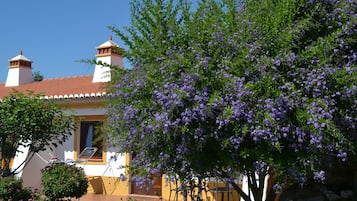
[
  {"x1": 0, "y1": 176, "x2": 36, "y2": 201},
  {"x1": 41, "y1": 163, "x2": 88, "y2": 200}
]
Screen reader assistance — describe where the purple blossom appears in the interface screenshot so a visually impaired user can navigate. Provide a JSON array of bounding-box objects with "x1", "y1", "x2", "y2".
[
  {"x1": 106, "y1": 0, "x2": 356, "y2": 195},
  {"x1": 313, "y1": 170, "x2": 326, "y2": 181},
  {"x1": 337, "y1": 152, "x2": 347, "y2": 162}
]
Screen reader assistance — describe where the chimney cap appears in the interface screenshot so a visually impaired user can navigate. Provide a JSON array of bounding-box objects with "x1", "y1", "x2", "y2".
[
  {"x1": 9, "y1": 51, "x2": 32, "y2": 62},
  {"x1": 96, "y1": 38, "x2": 119, "y2": 49}
]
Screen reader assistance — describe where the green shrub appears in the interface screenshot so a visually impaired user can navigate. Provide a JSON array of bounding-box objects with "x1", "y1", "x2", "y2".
[
  {"x1": 0, "y1": 176, "x2": 36, "y2": 201},
  {"x1": 41, "y1": 163, "x2": 88, "y2": 200}
]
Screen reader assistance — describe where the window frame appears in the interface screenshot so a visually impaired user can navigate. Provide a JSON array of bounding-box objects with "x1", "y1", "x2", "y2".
[{"x1": 74, "y1": 115, "x2": 106, "y2": 164}]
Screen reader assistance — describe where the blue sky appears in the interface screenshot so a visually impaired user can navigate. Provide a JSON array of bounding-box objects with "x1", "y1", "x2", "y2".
[{"x1": 0, "y1": 0, "x2": 132, "y2": 82}]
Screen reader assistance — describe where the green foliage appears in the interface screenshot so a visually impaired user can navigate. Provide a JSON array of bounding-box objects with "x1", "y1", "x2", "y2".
[
  {"x1": 41, "y1": 163, "x2": 88, "y2": 200},
  {"x1": 108, "y1": 0, "x2": 356, "y2": 200},
  {"x1": 0, "y1": 176, "x2": 37, "y2": 201},
  {"x1": 0, "y1": 90, "x2": 73, "y2": 177},
  {"x1": 33, "y1": 71, "x2": 44, "y2": 81}
]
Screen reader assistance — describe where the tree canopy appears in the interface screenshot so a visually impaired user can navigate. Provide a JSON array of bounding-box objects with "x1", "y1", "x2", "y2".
[
  {"x1": 33, "y1": 71, "x2": 44, "y2": 82},
  {"x1": 107, "y1": 0, "x2": 356, "y2": 200},
  {"x1": 0, "y1": 91, "x2": 73, "y2": 177}
]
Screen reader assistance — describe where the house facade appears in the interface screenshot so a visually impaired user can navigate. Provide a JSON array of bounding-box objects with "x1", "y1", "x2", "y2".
[
  {"x1": 0, "y1": 38, "x2": 248, "y2": 201},
  {"x1": 0, "y1": 37, "x2": 133, "y2": 197}
]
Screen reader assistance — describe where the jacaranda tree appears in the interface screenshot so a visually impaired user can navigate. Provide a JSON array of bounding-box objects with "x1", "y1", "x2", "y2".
[
  {"x1": 0, "y1": 91, "x2": 73, "y2": 178},
  {"x1": 106, "y1": 0, "x2": 356, "y2": 200}
]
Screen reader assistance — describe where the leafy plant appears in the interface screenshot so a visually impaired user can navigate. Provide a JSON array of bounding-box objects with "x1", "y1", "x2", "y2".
[
  {"x1": 33, "y1": 71, "x2": 44, "y2": 81},
  {"x1": 107, "y1": 0, "x2": 356, "y2": 200},
  {"x1": 41, "y1": 163, "x2": 88, "y2": 200},
  {"x1": 0, "y1": 176, "x2": 37, "y2": 201},
  {"x1": 0, "y1": 90, "x2": 73, "y2": 177}
]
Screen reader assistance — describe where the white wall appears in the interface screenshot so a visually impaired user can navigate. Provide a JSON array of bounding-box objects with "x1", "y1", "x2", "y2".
[
  {"x1": 18, "y1": 104, "x2": 126, "y2": 190},
  {"x1": 5, "y1": 67, "x2": 33, "y2": 87},
  {"x1": 93, "y1": 54, "x2": 123, "y2": 83}
]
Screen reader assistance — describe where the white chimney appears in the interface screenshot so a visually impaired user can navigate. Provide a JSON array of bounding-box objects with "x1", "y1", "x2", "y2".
[
  {"x1": 93, "y1": 36, "x2": 123, "y2": 83},
  {"x1": 5, "y1": 51, "x2": 33, "y2": 87}
]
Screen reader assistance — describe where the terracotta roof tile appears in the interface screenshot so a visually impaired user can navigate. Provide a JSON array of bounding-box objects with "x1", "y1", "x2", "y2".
[{"x1": 0, "y1": 75, "x2": 108, "y2": 99}]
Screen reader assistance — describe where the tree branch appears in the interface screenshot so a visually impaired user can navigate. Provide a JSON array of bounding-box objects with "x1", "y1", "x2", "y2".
[
  {"x1": 11, "y1": 151, "x2": 35, "y2": 176},
  {"x1": 230, "y1": 181, "x2": 251, "y2": 201},
  {"x1": 247, "y1": 171, "x2": 257, "y2": 200}
]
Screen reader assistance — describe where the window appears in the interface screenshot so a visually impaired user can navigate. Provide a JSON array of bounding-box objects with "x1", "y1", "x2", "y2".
[{"x1": 79, "y1": 121, "x2": 104, "y2": 160}]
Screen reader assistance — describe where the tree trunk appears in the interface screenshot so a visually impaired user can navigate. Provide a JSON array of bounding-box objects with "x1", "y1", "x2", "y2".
[
  {"x1": 230, "y1": 181, "x2": 252, "y2": 201},
  {"x1": 2, "y1": 159, "x2": 11, "y2": 177}
]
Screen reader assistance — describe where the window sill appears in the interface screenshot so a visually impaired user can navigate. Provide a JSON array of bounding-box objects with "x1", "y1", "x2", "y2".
[{"x1": 75, "y1": 158, "x2": 106, "y2": 165}]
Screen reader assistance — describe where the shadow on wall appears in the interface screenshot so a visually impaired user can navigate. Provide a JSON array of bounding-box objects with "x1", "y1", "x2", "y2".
[
  {"x1": 88, "y1": 176, "x2": 104, "y2": 194},
  {"x1": 87, "y1": 175, "x2": 123, "y2": 195},
  {"x1": 21, "y1": 149, "x2": 55, "y2": 189}
]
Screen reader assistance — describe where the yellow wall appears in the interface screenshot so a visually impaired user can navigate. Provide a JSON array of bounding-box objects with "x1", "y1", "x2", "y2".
[
  {"x1": 86, "y1": 152, "x2": 131, "y2": 196},
  {"x1": 87, "y1": 175, "x2": 129, "y2": 196},
  {"x1": 1, "y1": 159, "x2": 13, "y2": 169},
  {"x1": 161, "y1": 177, "x2": 241, "y2": 201}
]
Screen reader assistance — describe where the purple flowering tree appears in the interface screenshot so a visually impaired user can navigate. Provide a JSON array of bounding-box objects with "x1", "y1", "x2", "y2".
[{"x1": 106, "y1": 0, "x2": 356, "y2": 200}]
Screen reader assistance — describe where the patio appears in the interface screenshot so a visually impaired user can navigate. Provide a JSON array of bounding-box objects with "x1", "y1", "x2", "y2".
[{"x1": 79, "y1": 193, "x2": 162, "y2": 201}]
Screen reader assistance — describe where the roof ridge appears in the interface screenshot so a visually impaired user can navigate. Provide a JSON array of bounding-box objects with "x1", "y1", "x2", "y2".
[
  {"x1": 42, "y1": 75, "x2": 93, "y2": 81},
  {"x1": 0, "y1": 75, "x2": 94, "y2": 83}
]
